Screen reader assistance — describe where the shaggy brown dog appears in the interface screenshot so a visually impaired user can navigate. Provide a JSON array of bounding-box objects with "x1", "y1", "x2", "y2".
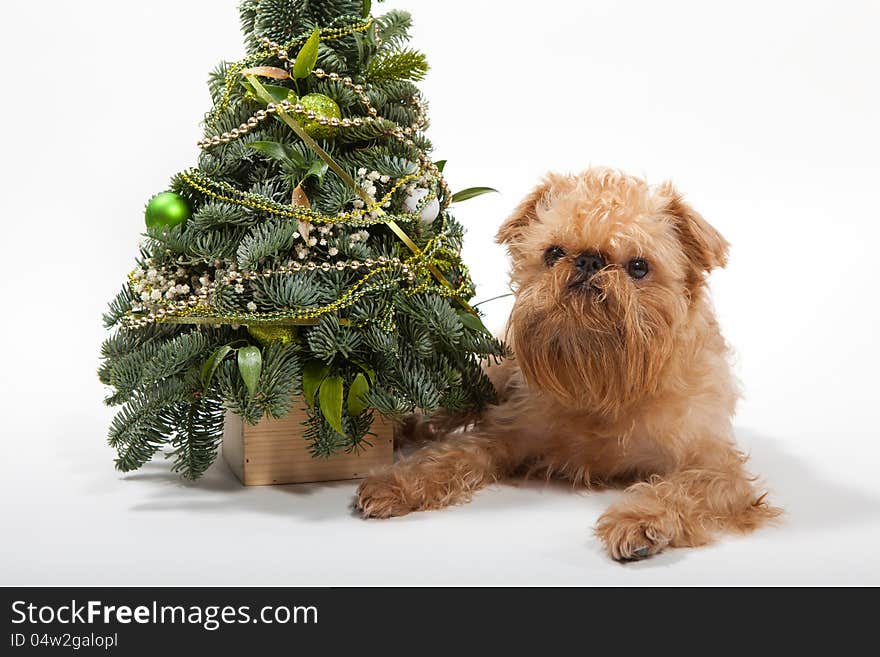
[{"x1": 357, "y1": 168, "x2": 780, "y2": 560}]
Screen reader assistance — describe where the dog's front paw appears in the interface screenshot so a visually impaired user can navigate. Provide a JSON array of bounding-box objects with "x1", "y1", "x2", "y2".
[
  {"x1": 356, "y1": 473, "x2": 415, "y2": 519},
  {"x1": 595, "y1": 507, "x2": 675, "y2": 562}
]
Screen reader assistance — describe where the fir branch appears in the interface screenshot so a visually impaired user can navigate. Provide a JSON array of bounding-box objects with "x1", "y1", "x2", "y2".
[
  {"x1": 191, "y1": 201, "x2": 255, "y2": 230},
  {"x1": 251, "y1": 270, "x2": 324, "y2": 309},
  {"x1": 103, "y1": 341, "x2": 162, "y2": 403},
  {"x1": 374, "y1": 80, "x2": 422, "y2": 104},
  {"x1": 375, "y1": 9, "x2": 413, "y2": 51},
  {"x1": 306, "y1": 314, "x2": 362, "y2": 361},
  {"x1": 316, "y1": 42, "x2": 350, "y2": 74},
  {"x1": 103, "y1": 286, "x2": 135, "y2": 329},
  {"x1": 214, "y1": 341, "x2": 303, "y2": 424},
  {"x1": 360, "y1": 323, "x2": 398, "y2": 356},
  {"x1": 141, "y1": 332, "x2": 211, "y2": 385},
  {"x1": 208, "y1": 61, "x2": 233, "y2": 105},
  {"x1": 217, "y1": 359, "x2": 262, "y2": 425},
  {"x1": 397, "y1": 294, "x2": 464, "y2": 348},
  {"x1": 363, "y1": 384, "x2": 412, "y2": 417},
  {"x1": 310, "y1": 175, "x2": 355, "y2": 215},
  {"x1": 396, "y1": 315, "x2": 433, "y2": 359},
  {"x1": 237, "y1": 218, "x2": 302, "y2": 269},
  {"x1": 190, "y1": 227, "x2": 247, "y2": 262},
  {"x1": 365, "y1": 49, "x2": 428, "y2": 83},
  {"x1": 255, "y1": 342, "x2": 304, "y2": 417},
  {"x1": 168, "y1": 396, "x2": 226, "y2": 480},
  {"x1": 302, "y1": 409, "x2": 348, "y2": 457},
  {"x1": 252, "y1": 0, "x2": 306, "y2": 45},
  {"x1": 380, "y1": 103, "x2": 420, "y2": 129},
  {"x1": 108, "y1": 379, "x2": 189, "y2": 472}
]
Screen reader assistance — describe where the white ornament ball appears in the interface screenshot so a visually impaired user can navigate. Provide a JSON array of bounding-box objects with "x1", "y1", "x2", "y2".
[{"x1": 403, "y1": 187, "x2": 441, "y2": 224}]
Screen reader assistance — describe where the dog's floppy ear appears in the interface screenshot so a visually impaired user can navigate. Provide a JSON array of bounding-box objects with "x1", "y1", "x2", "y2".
[
  {"x1": 496, "y1": 180, "x2": 552, "y2": 246},
  {"x1": 659, "y1": 182, "x2": 729, "y2": 272}
]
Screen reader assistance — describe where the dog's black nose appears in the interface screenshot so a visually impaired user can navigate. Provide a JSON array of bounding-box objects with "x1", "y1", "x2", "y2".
[{"x1": 574, "y1": 251, "x2": 606, "y2": 278}]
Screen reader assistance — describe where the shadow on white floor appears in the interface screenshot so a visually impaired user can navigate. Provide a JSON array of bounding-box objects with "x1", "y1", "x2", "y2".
[
  {"x1": 121, "y1": 427, "x2": 880, "y2": 537},
  {"x1": 738, "y1": 428, "x2": 880, "y2": 533}
]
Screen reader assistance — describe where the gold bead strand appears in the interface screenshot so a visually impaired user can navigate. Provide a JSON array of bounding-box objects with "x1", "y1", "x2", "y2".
[{"x1": 180, "y1": 168, "x2": 425, "y2": 227}]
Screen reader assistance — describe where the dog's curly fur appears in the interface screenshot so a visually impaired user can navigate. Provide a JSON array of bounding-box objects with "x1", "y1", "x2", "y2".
[{"x1": 356, "y1": 168, "x2": 780, "y2": 561}]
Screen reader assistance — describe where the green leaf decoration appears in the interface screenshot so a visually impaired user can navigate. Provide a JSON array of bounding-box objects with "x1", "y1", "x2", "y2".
[
  {"x1": 304, "y1": 159, "x2": 329, "y2": 186},
  {"x1": 302, "y1": 360, "x2": 330, "y2": 409},
  {"x1": 352, "y1": 360, "x2": 376, "y2": 385},
  {"x1": 434, "y1": 160, "x2": 447, "y2": 173},
  {"x1": 362, "y1": 0, "x2": 372, "y2": 19},
  {"x1": 293, "y1": 28, "x2": 320, "y2": 80},
  {"x1": 450, "y1": 187, "x2": 499, "y2": 204},
  {"x1": 347, "y1": 373, "x2": 370, "y2": 416},
  {"x1": 201, "y1": 345, "x2": 232, "y2": 390},
  {"x1": 250, "y1": 142, "x2": 327, "y2": 186},
  {"x1": 237, "y1": 346, "x2": 263, "y2": 397},
  {"x1": 240, "y1": 80, "x2": 291, "y2": 104},
  {"x1": 458, "y1": 310, "x2": 493, "y2": 336},
  {"x1": 248, "y1": 141, "x2": 297, "y2": 162},
  {"x1": 318, "y1": 375, "x2": 345, "y2": 435}
]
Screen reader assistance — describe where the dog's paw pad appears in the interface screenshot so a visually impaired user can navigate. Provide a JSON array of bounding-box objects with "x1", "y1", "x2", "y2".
[
  {"x1": 629, "y1": 546, "x2": 653, "y2": 560},
  {"x1": 615, "y1": 543, "x2": 661, "y2": 562},
  {"x1": 355, "y1": 476, "x2": 413, "y2": 519},
  {"x1": 595, "y1": 511, "x2": 673, "y2": 562}
]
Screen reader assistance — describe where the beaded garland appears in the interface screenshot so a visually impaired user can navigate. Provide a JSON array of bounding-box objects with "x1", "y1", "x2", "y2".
[
  {"x1": 122, "y1": 242, "x2": 472, "y2": 331},
  {"x1": 179, "y1": 167, "x2": 427, "y2": 226},
  {"x1": 198, "y1": 68, "x2": 427, "y2": 150}
]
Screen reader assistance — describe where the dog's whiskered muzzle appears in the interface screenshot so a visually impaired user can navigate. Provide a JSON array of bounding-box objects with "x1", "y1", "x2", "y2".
[{"x1": 567, "y1": 279, "x2": 603, "y2": 297}]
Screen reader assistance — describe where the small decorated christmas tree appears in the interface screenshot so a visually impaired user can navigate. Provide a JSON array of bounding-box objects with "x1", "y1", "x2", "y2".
[{"x1": 99, "y1": 0, "x2": 503, "y2": 480}]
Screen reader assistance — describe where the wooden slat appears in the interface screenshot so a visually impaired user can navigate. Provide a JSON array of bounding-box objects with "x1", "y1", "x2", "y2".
[{"x1": 222, "y1": 402, "x2": 395, "y2": 486}]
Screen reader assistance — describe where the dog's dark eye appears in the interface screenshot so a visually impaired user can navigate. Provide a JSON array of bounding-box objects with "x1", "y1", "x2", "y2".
[
  {"x1": 627, "y1": 258, "x2": 649, "y2": 279},
  {"x1": 544, "y1": 246, "x2": 565, "y2": 267}
]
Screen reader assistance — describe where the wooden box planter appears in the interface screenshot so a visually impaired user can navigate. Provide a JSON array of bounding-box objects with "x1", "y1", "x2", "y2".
[{"x1": 222, "y1": 403, "x2": 395, "y2": 486}]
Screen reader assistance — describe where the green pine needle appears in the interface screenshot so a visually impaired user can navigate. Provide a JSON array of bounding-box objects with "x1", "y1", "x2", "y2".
[{"x1": 365, "y1": 49, "x2": 429, "y2": 83}]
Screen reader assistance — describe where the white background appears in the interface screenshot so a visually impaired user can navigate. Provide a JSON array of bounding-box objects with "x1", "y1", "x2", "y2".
[{"x1": 0, "y1": 0, "x2": 878, "y2": 585}]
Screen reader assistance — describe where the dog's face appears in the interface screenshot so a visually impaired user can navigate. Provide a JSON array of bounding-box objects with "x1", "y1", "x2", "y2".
[{"x1": 498, "y1": 168, "x2": 729, "y2": 415}]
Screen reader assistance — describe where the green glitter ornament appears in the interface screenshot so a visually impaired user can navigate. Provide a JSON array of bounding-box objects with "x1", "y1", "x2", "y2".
[
  {"x1": 294, "y1": 93, "x2": 342, "y2": 139},
  {"x1": 145, "y1": 192, "x2": 191, "y2": 231},
  {"x1": 247, "y1": 324, "x2": 299, "y2": 346}
]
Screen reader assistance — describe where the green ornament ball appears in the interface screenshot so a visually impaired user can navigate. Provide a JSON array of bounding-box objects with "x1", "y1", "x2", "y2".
[
  {"x1": 145, "y1": 192, "x2": 191, "y2": 231},
  {"x1": 247, "y1": 324, "x2": 299, "y2": 346},
  {"x1": 294, "y1": 93, "x2": 342, "y2": 140}
]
